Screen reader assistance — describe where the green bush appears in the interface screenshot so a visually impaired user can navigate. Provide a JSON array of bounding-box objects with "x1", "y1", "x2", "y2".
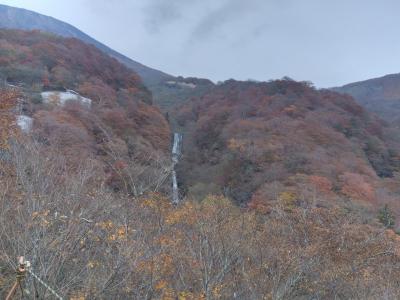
[{"x1": 378, "y1": 204, "x2": 395, "y2": 229}]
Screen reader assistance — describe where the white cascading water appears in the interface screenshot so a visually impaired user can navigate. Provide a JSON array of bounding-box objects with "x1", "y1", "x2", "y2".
[{"x1": 172, "y1": 133, "x2": 182, "y2": 204}]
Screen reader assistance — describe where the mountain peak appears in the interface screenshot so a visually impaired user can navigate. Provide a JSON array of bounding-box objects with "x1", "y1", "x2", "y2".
[{"x1": 0, "y1": 4, "x2": 173, "y2": 86}]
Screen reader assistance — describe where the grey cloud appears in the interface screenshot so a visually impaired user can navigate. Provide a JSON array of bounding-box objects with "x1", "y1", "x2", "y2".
[
  {"x1": 3, "y1": 0, "x2": 400, "y2": 87},
  {"x1": 142, "y1": 0, "x2": 190, "y2": 33},
  {"x1": 188, "y1": 0, "x2": 266, "y2": 43}
]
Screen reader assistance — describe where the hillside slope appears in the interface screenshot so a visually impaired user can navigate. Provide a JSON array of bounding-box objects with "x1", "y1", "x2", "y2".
[
  {"x1": 0, "y1": 4, "x2": 173, "y2": 86},
  {"x1": 0, "y1": 4, "x2": 214, "y2": 113},
  {"x1": 2, "y1": 30, "x2": 400, "y2": 300},
  {"x1": 332, "y1": 73, "x2": 400, "y2": 124},
  {"x1": 0, "y1": 29, "x2": 171, "y2": 195},
  {"x1": 177, "y1": 79, "x2": 400, "y2": 213}
]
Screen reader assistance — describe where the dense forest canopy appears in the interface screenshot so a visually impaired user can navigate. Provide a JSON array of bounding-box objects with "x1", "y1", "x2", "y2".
[
  {"x1": 0, "y1": 29, "x2": 150, "y2": 101},
  {"x1": 177, "y1": 80, "x2": 400, "y2": 211}
]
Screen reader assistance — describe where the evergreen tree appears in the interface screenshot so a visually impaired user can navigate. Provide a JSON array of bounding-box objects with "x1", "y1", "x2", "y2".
[{"x1": 378, "y1": 204, "x2": 395, "y2": 229}]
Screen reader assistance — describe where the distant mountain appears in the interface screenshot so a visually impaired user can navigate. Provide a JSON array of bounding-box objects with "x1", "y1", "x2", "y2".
[
  {"x1": 0, "y1": 4, "x2": 173, "y2": 86},
  {"x1": 332, "y1": 73, "x2": 400, "y2": 124}
]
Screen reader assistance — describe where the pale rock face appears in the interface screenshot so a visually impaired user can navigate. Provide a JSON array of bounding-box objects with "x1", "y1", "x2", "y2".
[
  {"x1": 17, "y1": 115, "x2": 33, "y2": 133},
  {"x1": 165, "y1": 81, "x2": 196, "y2": 89},
  {"x1": 41, "y1": 91, "x2": 92, "y2": 108}
]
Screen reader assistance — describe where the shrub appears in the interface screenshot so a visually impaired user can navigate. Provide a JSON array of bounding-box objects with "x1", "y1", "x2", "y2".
[{"x1": 378, "y1": 204, "x2": 395, "y2": 229}]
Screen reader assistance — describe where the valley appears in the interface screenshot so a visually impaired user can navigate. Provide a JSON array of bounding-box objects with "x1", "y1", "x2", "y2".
[{"x1": 0, "y1": 3, "x2": 400, "y2": 299}]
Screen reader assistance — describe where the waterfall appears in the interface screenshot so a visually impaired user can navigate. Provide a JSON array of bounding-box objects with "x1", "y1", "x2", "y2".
[
  {"x1": 172, "y1": 170, "x2": 179, "y2": 204},
  {"x1": 172, "y1": 133, "x2": 182, "y2": 204}
]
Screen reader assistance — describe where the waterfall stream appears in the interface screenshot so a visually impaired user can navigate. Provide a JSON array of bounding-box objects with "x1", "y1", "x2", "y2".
[{"x1": 172, "y1": 133, "x2": 182, "y2": 204}]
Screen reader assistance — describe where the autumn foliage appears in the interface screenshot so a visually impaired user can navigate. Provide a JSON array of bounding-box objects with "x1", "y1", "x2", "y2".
[
  {"x1": 0, "y1": 88, "x2": 18, "y2": 149},
  {"x1": 0, "y1": 29, "x2": 144, "y2": 93},
  {"x1": 177, "y1": 80, "x2": 400, "y2": 215},
  {"x1": 1, "y1": 143, "x2": 400, "y2": 299},
  {"x1": 0, "y1": 29, "x2": 171, "y2": 193},
  {"x1": 2, "y1": 30, "x2": 400, "y2": 298}
]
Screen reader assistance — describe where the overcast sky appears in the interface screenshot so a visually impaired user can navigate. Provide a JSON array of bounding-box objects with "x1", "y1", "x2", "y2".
[{"x1": 1, "y1": 0, "x2": 400, "y2": 87}]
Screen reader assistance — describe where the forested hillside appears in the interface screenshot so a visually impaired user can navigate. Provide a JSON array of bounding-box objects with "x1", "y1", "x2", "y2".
[
  {"x1": 1, "y1": 29, "x2": 400, "y2": 299},
  {"x1": 0, "y1": 29, "x2": 171, "y2": 194},
  {"x1": 177, "y1": 79, "x2": 400, "y2": 214},
  {"x1": 0, "y1": 4, "x2": 172, "y2": 86},
  {"x1": 0, "y1": 4, "x2": 213, "y2": 113}
]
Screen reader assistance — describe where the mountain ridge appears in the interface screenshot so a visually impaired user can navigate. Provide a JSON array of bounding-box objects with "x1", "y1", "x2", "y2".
[
  {"x1": 332, "y1": 73, "x2": 400, "y2": 124},
  {"x1": 0, "y1": 4, "x2": 173, "y2": 86}
]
